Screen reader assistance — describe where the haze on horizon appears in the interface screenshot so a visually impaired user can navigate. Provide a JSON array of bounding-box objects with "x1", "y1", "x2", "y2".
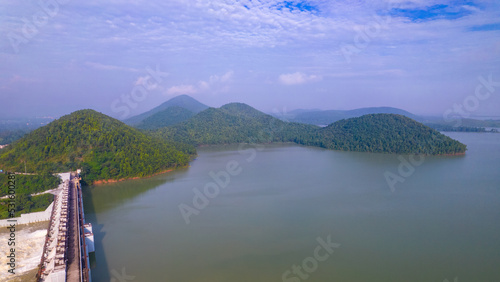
[{"x1": 1, "y1": 0, "x2": 499, "y2": 119}]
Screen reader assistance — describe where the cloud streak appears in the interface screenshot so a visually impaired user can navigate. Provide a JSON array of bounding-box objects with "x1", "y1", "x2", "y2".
[{"x1": 279, "y1": 72, "x2": 322, "y2": 85}]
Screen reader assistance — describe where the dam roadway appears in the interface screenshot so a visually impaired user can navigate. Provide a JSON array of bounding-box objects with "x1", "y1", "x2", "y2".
[
  {"x1": 66, "y1": 172, "x2": 81, "y2": 281},
  {"x1": 38, "y1": 171, "x2": 94, "y2": 282}
]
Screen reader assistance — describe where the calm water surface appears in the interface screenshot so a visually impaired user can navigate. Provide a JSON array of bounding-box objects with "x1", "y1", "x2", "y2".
[{"x1": 84, "y1": 133, "x2": 500, "y2": 282}]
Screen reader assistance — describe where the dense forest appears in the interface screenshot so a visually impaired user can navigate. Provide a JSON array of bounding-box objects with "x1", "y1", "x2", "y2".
[
  {"x1": 316, "y1": 114, "x2": 467, "y2": 154},
  {"x1": 137, "y1": 106, "x2": 196, "y2": 129},
  {"x1": 0, "y1": 173, "x2": 60, "y2": 219},
  {"x1": 0, "y1": 173, "x2": 60, "y2": 197},
  {"x1": 0, "y1": 193, "x2": 54, "y2": 219},
  {"x1": 151, "y1": 103, "x2": 467, "y2": 155},
  {"x1": 0, "y1": 110, "x2": 195, "y2": 184},
  {"x1": 0, "y1": 129, "x2": 30, "y2": 145}
]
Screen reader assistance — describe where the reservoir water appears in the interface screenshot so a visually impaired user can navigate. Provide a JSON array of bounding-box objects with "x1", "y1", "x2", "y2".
[{"x1": 84, "y1": 132, "x2": 500, "y2": 282}]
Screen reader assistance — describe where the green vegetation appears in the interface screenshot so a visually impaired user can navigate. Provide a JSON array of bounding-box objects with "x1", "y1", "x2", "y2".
[
  {"x1": 0, "y1": 193, "x2": 54, "y2": 219},
  {"x1": 0, "y1": 129, "x2": 29, "y2": 145},
  {"x1": 0, "y1": 173, "x2": 60, "y2": 219},
  {"x1": 0, "y1": 110, "x2": 194, "y2": 184},
  {"x1": 152, "y1": 103, "x2": 466, "y2": 155},
  {"x1": 316, "y1": 114, "x2": 466, "y2": 154},
  {"x1": 153, "y1": 103, "x2": 318, "y2": 145},
  {"x1": 137, "y1": 106, "x2": 195, "y2": 130},
  {"x1": 0, "y1": 173, "x2": 61, "y2": 197},
  {"x1": 0, "y1": 97, "x2": 469, "y2": 194}
]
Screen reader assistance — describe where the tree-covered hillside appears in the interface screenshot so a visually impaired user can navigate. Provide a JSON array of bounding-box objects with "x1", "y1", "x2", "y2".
[
  {"x1": 317, "y1": 114, "x2": 466, "y2": 154},
  {"x1": 0, "y1": 110, "x2": 195, "y2": 183},
  {"x1": 151, "y1": 104, "x2": 466, "y2": 155},
  {"x1": 137, "y1": 106, "x2": 196, "y2": 130},
  {"x1": 0, "y1": 173, "x2": 61, "y2": 197},
  {"x1": 152, "y1": 103, "x2": 320, "y2": 146},
  {"x1": 0, "y1": 173, "x2": 61, "y2": 219}
]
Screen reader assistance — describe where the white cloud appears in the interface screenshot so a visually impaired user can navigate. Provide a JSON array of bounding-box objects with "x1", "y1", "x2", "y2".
[
  {"x1": 198, "y1": 80, "x2": 210, "y2": 91},
  {"x1": 166, "y1": 70, "x2": 234, "y2": 96},
  {"x1": 279, "y1": 72, "x2": 322, "y2": 85},
  {"x1": 220, "y1": 70, "x2": 234, "y2": 82},
  {"x1": 207, "y1": 70, "x2": 234, "y2": 85}
]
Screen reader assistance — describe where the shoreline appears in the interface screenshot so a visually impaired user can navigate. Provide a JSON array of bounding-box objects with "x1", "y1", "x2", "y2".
[
  {"x1": 437, "y1": 152, "x2": 466, "y2": 156},
  {"x1": 90, "y1": 167, "x2": 180, "y2": 186}
]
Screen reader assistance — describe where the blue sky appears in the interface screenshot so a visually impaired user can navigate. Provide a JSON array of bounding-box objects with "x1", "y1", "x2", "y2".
[{"x1": 1, "y1": 0, "x2": 499, "y2": 119}]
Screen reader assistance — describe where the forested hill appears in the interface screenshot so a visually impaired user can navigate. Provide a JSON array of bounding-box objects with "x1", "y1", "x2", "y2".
[
  {"x1": 0, "y1": 109, "x2": 194, "y2": 183},
  {"x1": 317, "y1": 114, "x2": 467, "y2": 155},
  {"x1": 137, "y1": 106, "x2": 196, "y2": 129},
  {"x1": 151, "y1": 103, "x2": 466, "y2": 155},
  {"x1": 153, "y1": 104, "x2": 309, "y2": 145}
]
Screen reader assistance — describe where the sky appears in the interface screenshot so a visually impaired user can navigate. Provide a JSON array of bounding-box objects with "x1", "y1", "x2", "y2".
[{"x1": 1, "y1": 0, "x2": 500, "y2": 120}]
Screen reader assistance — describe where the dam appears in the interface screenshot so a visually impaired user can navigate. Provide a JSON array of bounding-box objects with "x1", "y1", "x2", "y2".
[{"x1": 37, "y1": 171, "x2": 94, "y2": 282}]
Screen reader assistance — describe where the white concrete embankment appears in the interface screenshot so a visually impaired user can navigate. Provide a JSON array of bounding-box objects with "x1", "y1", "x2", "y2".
[{"x1": 0, "y1": 203, "x2": 53, "y2": 227}]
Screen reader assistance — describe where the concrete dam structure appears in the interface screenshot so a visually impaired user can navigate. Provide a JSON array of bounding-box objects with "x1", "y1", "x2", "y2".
[{"x1": 37, "y1": 172, "x2": 95, "y2": 282}]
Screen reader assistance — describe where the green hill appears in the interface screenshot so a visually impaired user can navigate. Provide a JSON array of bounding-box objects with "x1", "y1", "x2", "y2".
[
  {"x1": 124, "y1": 95, "x2": 209, "y2": 125},
  {"x1": 317, "y1": 114, "x2": 466, "y2": 154},
  {"x1": 137, "y1": 106, "x2": 196, "y2": 130},
  {"x1": 220, "y1": 103, "x2": 269, "y2": 119},
  {"x1": 0, "y1": 109, "x2": 194, "y2": 183},
  {"x1": 153, "y1": 104, "x2": 466, "y2": 155},
  {"x1": 152, "y1": 102, "x2": 321, "y2": 146}
]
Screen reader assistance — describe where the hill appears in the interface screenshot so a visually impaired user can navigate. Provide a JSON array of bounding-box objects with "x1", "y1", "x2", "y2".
[
  {"x1": 153, "y1": 103, "x2": 319, "y2": 145},
  {"x1": 0, "y1": 109, "x2": 194, "y2": 183},
  {"x1": 124, "y1": 95, "x2": 209, "y2": 125},
  {"x1": 317, "y1": 114, "x2": 466, "y2": 154},
  {"x1": 153, "y1": 103, "x2": 466, "y2": 155},
  {"x1": 136, "y1": 106, "x2": 196, "y2": 130}
]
